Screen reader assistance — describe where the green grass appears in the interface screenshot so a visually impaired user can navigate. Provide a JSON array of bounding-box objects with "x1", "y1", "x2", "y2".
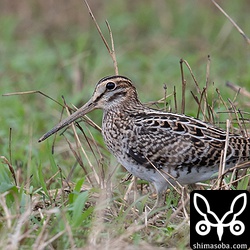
[{"x1": 1, "y1": 1, "x2": 250, "y2": 249}]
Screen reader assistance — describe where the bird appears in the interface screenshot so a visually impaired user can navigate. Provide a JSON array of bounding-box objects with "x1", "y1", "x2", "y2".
[{"x1": 39, "y1": 75, "x2": 250, "y2": 208}]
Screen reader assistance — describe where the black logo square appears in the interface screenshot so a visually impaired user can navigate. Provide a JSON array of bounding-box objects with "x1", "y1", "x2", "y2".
[{"x1": 190, "y1": 190, "x2": 250, "y2": 250}]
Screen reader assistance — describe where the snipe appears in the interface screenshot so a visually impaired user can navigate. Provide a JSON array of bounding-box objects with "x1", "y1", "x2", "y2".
[{"x1": 39, "y1": 76, "x2": 250, "y2": 207}]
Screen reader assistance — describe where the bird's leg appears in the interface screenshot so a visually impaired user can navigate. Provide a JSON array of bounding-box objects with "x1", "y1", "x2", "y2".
[
  {"x1": 156, "y1": 191, "x2": 167, "y2": 207},
  {"x1": 154, "y1": 191, "x2": 166, "y2": 209},
  {"x1": 147, "y1": 191, "x2": 166, "y2": 217}
]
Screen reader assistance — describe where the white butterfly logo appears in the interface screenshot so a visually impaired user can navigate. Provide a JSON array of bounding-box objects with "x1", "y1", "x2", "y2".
[{"x1": 193, "y1": 193, "x2": 247, "y2": 241}]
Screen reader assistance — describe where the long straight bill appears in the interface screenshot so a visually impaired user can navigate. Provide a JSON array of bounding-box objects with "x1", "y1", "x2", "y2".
[{"x1": 38, "y1": 99, "x2": 96, "y2": 142}]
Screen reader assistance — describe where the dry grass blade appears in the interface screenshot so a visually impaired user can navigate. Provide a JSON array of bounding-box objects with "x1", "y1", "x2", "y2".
[
  {"x1": 205, "y1": 55, "x2": 211, "y2": 89},
  {"x1": 145, "y1": 156, "x2": 182, "y2": 195},
  {"x1": 215, "y1": 88, "x2": 233, "y2": 125},
  {"x1": 180, "y1": 187, "x2": 189, "y2": 220},
  {"x1": 38, "y1": 231, "x2": 66, "y2": 250},
  {"x1": 203, "y1": 55, "x2": 211, "y2": 121},
  {"x1": 181, "y1": 59, "x2": 201, "y2": 95},
  {"x1": 179, "y1": 59, "x2": 186, "y2": 114},
  {"x1": 217, "y1": 119, "x2": 230, "y2": 189},
  {"x1": 83, "y1": 0, "x2": 119, "y2": 75},
  {"x1": 63, "y1": 135, "x2": 93, "y2": 187},
  {"x1": 105, "y1": 20, "x2": 119, "y2": 75},
  {"x1": 64, "y1": 103, "x2": 100, "y2": 186},
  {"x1": 228, "y1": 98, "x2": 246, "y2": 137},
  {"x1": 211, "y1": 0, "x2": 250, "y2": 44},
  {"x1": 194, "y1": 88, "x2": 208, "y2": 120},
  {"x1": 72, "y1": 104, "x2": 102, "y2": 132},
  {"x1": 211, "y1": 161, "x2": 250, "y2": 190},
  {"x1": 3, "y1": 90, "x2": 63, "y2": 107},
  {"x1": 121, "y1": 192, "x2": 190, "y2": 241},
  {"x1": 237, "y1": 109, "x2": 249, "y2": 138},
  {"x1": 226, "y1": 81, "x2": 250, "y2": 99},
  {"x1": 1, "y1": 156, "x2": 17, "y2": 186},
  {"x1": 173, "y1": 85, "x2": 178, "y2": 113},
  {"x1": 8, "y1": 205, "x2": 34, "y2": 248},
  {"x1": 0, "y1": 192, "x2": 13, "y2": 229}
]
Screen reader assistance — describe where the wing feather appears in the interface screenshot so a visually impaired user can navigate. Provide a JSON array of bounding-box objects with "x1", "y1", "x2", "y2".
[{"x1": 125, "y1": 112, "x2": 230, "y2": 171}]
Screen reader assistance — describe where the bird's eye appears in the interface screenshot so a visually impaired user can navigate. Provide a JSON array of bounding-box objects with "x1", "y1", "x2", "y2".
[{"x1": 106, "y1": 82, "x2": 116, "y2": 90}]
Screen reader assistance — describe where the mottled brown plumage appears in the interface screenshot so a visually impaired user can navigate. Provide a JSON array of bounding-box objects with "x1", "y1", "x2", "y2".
[{"x1": 39, "y1": 76, "x2": 250, "y2": 207}]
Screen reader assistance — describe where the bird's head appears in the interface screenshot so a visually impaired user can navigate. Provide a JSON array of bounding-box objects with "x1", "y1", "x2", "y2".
[{"x1": 38, "y1": 75, "x2": 138, "y2": 142}]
